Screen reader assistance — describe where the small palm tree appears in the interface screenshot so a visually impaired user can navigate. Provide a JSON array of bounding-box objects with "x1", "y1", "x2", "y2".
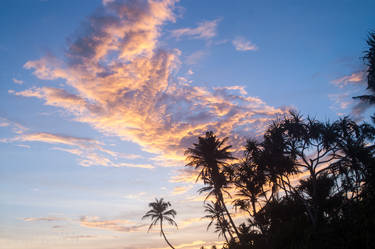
[
  {"x1": 203, "y1": 201, "x2": 233, "y2": 243},
  {"x1": 142, "y1": 198, "x2": 177, "y2": 249}
]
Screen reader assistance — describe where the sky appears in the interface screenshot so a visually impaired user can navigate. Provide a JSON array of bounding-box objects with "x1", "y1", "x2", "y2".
[{"x1": 0, "y1": 0, "x2": 375, "y2": 248}]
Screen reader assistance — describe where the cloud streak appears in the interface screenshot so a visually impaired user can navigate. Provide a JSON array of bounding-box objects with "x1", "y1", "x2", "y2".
[
  {"x1": 331, "y1": 71, "x2": 366, "y2": 88},
  {"x1": 12, "y1": 78, "x2": 24, "y2": 85},
  {"x1": 0, "y1": 117, "x2": 28, "y2": 134},
  {"x1": 15, "y1": 0, "x2": 286, "y2": 168},
  {"x1": 232, "y1": 37, "x2": 257, "y2": 51},
  {"x1": 2, "y1": 132, "x2": 148, "y2": 168},
  {"x1": 171, "y1": 19, "x2": 219, "y2": 40},
  {"x1": 80, "y1": 216, "x2": 146, "y2": 233},
  {"x1": 23, "y1": 216, "x2": 65, "y2": 222},
  {"x1": 330, "y1": 70, "x2": 372, "y2": 119}
]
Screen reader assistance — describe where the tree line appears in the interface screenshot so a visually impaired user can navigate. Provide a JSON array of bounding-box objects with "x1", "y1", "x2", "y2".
[{"x1": 142, "y1": 32, "x2": 375, "y2": 249}]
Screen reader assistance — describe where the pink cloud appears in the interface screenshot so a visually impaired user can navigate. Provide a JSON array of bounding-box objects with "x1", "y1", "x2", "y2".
[{"x1": 331, "y1": 71, "x2": 366, "y2": 87}]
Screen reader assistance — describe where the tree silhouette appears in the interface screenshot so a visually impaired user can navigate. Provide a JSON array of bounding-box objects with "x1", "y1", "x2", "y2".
[
  {"x1": 185, "y1": 131, "x2": 241, "y2": 241},
  {"x1": 354, "y1": 32, "x2": 375, "y2": 105},
  {"x1": 142, "y1": 198, "x2": 177, "y2": 249},
  {"x1": 203, "y1": 201, "x2": 233, "y2": 244}
]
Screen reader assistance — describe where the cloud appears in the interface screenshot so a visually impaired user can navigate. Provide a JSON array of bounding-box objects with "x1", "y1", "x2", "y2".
[
  {"x1": 169, "y1": 168, "x2": 199, "y2": 183},
  {"x1": 328, "y1": 92, "x2": 353, "y2": 110},
  {"x1": 0, "y1": 117, "x2": 28, "y2": 134},
  {"x1": 64, "y1": 235, "x2": 97, "y2": 240},
  {"x1": 12, "y1": 78, "x2": 24, "y2": 85},
  {"x1": 185, "y1": 50, "x2": 206, "y2": 65},
  {"x1": 331, "y1": 71, "x2": 366, "y2": 88},
  {"x1": 16, "y1": 144, "x2": 31, "y2": 149},
  {"x1": 80, "y1": 216, "x2": 146, "y2": 233},
  {"x1": 171, "y1": 185, "x2": 193, "y2": 195},
  {"x1": 329, "y1": 70, "x2": 372, "y2": 119},
  {"x1": 171, "y1": 19, "x2": 219, "y2": 40},
  {"x1": 125, "y1": 192, "x2": 146, "y2": 199},
  {"x1": 179, "y1": 217, "x2": 205, "y2": 228},
  {"x1": 2, "y1": 132, "x2": 148, "y2": 168},
  {"x1": 232, "y1": 37, "x2": 257, "y2": 51},
  {"x1": 16, "y1": 0, "x2": 286, "y2": 168},
  {"x1": 23, "y1": 216, "x2": 65, "y2": 222}
]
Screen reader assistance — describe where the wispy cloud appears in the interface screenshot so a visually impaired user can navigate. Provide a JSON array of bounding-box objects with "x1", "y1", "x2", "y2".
[
  {"x1": 0, "y1": 117, "x2": 28, "y2": 134},
  {"x1": 64, "y1": 235, "x2": 97, "y2": 240},
  {"x1": 124, "y1": 192, "x2": 146, "y2": 199},
  {"x1": 232, "y1": 37, "x2": 258, "y2": 51},
  {"x1": 171, "y1": 185, "x2": 193, "y2": 195},
  {"x1": 12, "y1": 78, "x2": 24, "y2": 85},
  {"x1": 23, "y1": 216, "x2": 65, "y2": 222},
  {"x1": 185, "y1": 50, "x2": 206, "y2": 65},
  {"x1": 329, "y1": 70, "x2": 371, "y2": 119},
  {"x1": 171, "y1": 19, "x2": 220, "y2": 40},
  {"x1": 80, "y1": 216, "x2": 146, "y2": 233},
  {"x1": 2, "y1": 132, "x2": 148, "y2": 168},
  {"x1": 169, "y1": 168, "x2": 199, "y2": 184},
  {"x1": 179, "y1": 217, "x2": 205, "y2": 228},
  {"x1": 331, "y1": 71, "x2": 366, "y2": 87},
  {"x1": 15, "y1": 0, "x2": 286, "y2": 168},
  {"x1": 328, "y1": 92, "x2": 353, "y2": 109}
]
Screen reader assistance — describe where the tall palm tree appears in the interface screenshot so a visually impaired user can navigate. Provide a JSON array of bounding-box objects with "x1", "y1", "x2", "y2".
[
  {"x1": 355, "y1": 32, "x2": 375, "y2": 104},
  {"x1": 185, "y1": 131, "x2": 241, "y2": 240},
  {"x1": 142, "y1": 198, "x2": 177, "y2": 249}
]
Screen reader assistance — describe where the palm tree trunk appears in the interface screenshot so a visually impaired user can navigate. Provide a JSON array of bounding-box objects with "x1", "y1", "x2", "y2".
[
  {"x1": 217, "y1": 216, "x2": 231, "y2": 243},
  {"x1": 218, "y1": 191, "x2": 241, "y2": 241},
  {"x1": 219, "y1": 212, "x2": 234, "y2": 240},
  {"x1": 222, "y1": 228, "x2": 229, "y2": 244},
  {"x1": 160, "y1": 222, "x2": 175, "y2": 249}
]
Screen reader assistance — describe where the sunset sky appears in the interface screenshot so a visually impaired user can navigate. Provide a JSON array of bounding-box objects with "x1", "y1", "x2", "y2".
[{"x1": 1, "y1": 0, "x2": 375, "y2": 248}]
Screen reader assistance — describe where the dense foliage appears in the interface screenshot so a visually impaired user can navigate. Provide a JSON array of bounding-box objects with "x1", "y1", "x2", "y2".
[{"x1": 188, "y1": 114, "x2": 375, "y2": 249}]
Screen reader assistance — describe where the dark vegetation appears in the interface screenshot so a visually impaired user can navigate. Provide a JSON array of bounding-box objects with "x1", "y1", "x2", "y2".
[{"x1": 144, "y1": 32, "x2": 375, "y2": 249}]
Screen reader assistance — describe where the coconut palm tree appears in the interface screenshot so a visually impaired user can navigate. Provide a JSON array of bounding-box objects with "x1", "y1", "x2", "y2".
[
  {"x1": 185, "y1": 131, "x2": 241, "y2": 240},
  {"x1": 142, "y1": 198, "x2": 177, "y2": 249}
]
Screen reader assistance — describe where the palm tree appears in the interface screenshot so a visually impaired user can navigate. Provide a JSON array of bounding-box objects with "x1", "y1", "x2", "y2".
[
  {"x1": 354, "y1": 32, "x2": 375, "y2": 104},
  {"x1": 203, "y1": 201, "x2": 233, "y2": 244},
  {"x1": 185, "y1": 131, "x2": 241, "y2": 240},
  {"x1": 142, "y1": 198, "x2": 177, "y2": 249}
]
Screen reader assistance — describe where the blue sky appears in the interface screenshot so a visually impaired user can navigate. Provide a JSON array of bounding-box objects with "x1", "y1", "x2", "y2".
[{"x1": 1, "y1": 0, "x2": 374, "y2": 248}]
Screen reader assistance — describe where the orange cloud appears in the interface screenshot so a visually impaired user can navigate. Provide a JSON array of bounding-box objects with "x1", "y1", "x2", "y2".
[
  {"x1": 15, "y1": 0, "x2": 286, "y2": 169},
  {"x1": 171, "y1": 185, "x2": 193, "y2": 195},
  {"x1": 331, "y1": 71, "x2": 366, "y2": 87},
  {"x1": 179, "y1": 217, "x2": 205, "y2": 228}
]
